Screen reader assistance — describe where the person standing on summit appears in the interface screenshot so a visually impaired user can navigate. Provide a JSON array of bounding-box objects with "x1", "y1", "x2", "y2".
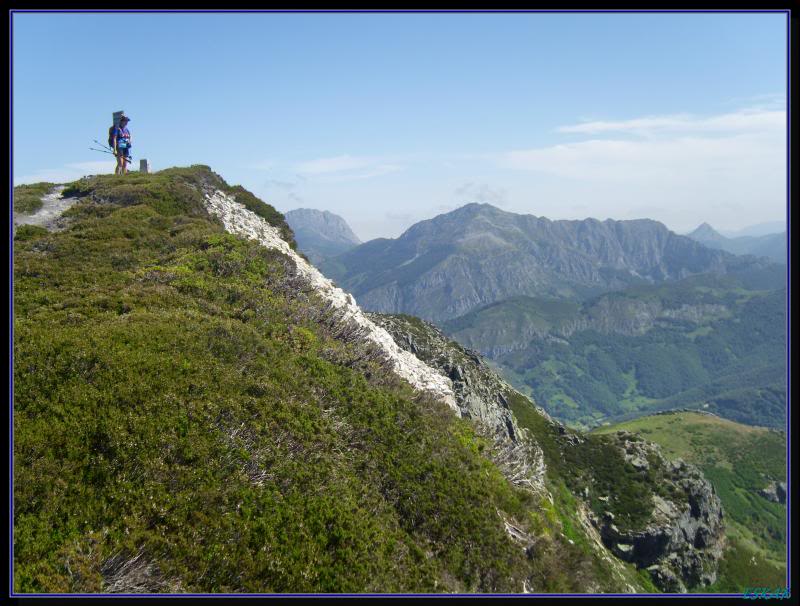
[{"x1": 111, "y1": 114, "x2": 132, "y2": 175}]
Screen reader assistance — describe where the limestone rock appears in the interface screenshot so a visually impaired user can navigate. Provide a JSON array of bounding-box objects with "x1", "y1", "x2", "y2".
[
  {"x1": 759, "y1": 480, "x2": 787, "y2": 504},
  {"x1": 368, "y1": 312, "x2": 547, "y2": 493},
  {"x1": 591, "y1": 432, "x2": 725, "y2": 592},
  {"x1": 203, "y1": 189, "x2": 457, "y2": 410}
]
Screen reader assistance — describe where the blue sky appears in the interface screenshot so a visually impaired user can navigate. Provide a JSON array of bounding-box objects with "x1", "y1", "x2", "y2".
[{"x1": 12, "y1": 11, "x2": 788, "y2": 240}]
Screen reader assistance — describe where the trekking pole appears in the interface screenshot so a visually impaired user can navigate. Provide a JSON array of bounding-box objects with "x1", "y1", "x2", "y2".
[
  {"x1": 94, "y1": 139, "x2": 129, "y2": 155},
  {"x1": 93, "y1": 139, "x2": 133, "y2": 163},
  {"x1": 89, "y1": 147, "x2": 133, "y2": 164},
  {"x1": 90, "y1": 146, "x2": 114, "y2": 155}
]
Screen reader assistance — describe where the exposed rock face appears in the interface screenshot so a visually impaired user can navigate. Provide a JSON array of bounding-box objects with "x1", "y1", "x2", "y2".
[
  {"x1": 371, "y1": 313, "x2": 727, "y2": 592},
  {"x1": 369, "y1": 313, "x2": 546, "y2": 493},
  {"x1": 323, "y1": 203, "x2": 771, "y2": 322},
  {"x1": 202, "y1": 189, "x2": 456, "y2": 410},
  {"x1": 284, "y1": 208, "x2": 361, "y2": 265},
  {"x1": 759, "y1": 481, "x2": 787, "y2": 504},
  {"x1": 591, "y1": 432, "x2": 725, "y2": 592}
]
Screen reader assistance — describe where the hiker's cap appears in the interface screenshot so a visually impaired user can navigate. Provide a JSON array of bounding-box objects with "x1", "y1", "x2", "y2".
[{"x1": 120, "y1": 115, "x2": 130, "y2": 122}]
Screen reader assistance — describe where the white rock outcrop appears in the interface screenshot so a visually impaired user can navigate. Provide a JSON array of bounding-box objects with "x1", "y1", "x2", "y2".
[
  {"x1": 13, "y1": 185, "x2": 72, "y2": 234},
  {"x1": 204, "y1": 190, "x2": 457, "y2": 411}
]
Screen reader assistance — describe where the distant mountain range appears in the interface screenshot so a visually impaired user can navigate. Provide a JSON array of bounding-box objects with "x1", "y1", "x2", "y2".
[
  {"x1": 686, "y1": 222, "x2": 786, "y2": 264},
  {"x1": 284, "y1": 208, "x2": 361, "y2": 265},
  {"x1": 720, "y1": 220, "x2": 786, "y2": 238},
  {"x1": 322, "y1": 203, "x2": 778, "y2": 323}
]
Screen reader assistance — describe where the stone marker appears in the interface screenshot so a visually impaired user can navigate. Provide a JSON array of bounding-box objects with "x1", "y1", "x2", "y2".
[{"x1": 139, "y1": 159, "x2": 151, "y2": 174}]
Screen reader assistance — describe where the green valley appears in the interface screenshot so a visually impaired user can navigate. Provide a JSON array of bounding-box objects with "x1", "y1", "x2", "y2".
[{"x1": 444, "y1": 275, "x2": 787, "y2": 430}]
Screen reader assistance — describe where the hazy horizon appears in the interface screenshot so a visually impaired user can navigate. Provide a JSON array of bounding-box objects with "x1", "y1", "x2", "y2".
[{"x1": 281, "y1": 200, "x2": 787, "y2": 243}]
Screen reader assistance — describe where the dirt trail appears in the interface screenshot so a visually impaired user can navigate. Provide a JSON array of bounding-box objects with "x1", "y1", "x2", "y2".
[{"x1": 13, "y1": 185, "x2": 74, "y2": 234}]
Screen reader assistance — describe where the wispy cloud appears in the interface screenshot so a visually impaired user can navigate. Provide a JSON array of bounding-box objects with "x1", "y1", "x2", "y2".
[
  {"x1": 294, "y1": 154, "x2": 404, "y2": 181},
  {"x1": 556, "y1": 108, "x2": 785, "y2": 137},
  {"x1": 502, "y1": 107, "x2": 785, "y2": 183},
  {"x1": 497, "y1": 105, "x2": 786, "y2": 232},
  {"x1": 502, "y1": 132, "x2": 783, "y2": 183},
  {"x1": 14, "y1": 160, "x2": 117, "y2": 185},
  {"x1": 249, "y1": 159, "x2": 275, "y2": 171},
  {"x1": 328, "y1": 164, "x2": 404, "y2": 182},
  {"x1": 263, "y1": 178, "x2": 296, "y2": 190},
  {"x1": 723, "y1": 92, "x2": 786, "y2": 111},
  {"x1": 295, "y1": 155, "x2": 373, "y2": 175}
]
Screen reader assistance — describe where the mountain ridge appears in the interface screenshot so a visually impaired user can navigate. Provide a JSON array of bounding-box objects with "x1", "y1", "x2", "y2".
[{"x1": 322, "y1": 203, "x2": 777, "y2": 323}]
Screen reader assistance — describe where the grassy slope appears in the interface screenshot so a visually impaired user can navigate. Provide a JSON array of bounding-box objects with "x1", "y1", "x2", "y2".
[
  {"x1": 593, "y1": 412, "x2": 787, "y2": 591},
  {"x1": 13, "y1": 166, "x2": 635, "y2": 594}
]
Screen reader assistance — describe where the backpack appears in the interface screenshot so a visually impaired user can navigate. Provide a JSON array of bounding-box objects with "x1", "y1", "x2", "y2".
[{"x1": 108, "y1": 125, "x2": 116, "y2": 149}]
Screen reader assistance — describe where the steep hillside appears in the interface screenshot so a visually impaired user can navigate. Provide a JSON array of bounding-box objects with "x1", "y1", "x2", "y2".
[
  {"x1": 373, "y1": 314, "x2": 727, "y2": 593},
  {"x1": 444, "y1": 274, "x2": 787, "y2": 429},
  {"x1": 284, "y1": 208, "x2": 361, "y2": 265},
  {"x1": 686, "y1": 223, "x2": 786, "y2": 264},
  {"x1": 594, "y1": 412, "x2": 787, "y2": 592},
  {"x1": 321, "y1": 203, "x2": 778, "y2": 323},
  {"x1": 14, "y1": 166, "x2": 657, "y2": 594}
]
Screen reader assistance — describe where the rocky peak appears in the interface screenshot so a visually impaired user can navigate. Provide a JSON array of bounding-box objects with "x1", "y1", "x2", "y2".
[
  {"x1": 687, "y1": 222, "x2": 726, "y2": 243},
  {"x1": 284, "y1": 208, "x2": 361, "y2": 264},
  {"x1": 285, "y1": 208, "x2": 361, "y2": 246},
  {"x1": 400, "y1": 202, "x2": 507, "y2": 241}
]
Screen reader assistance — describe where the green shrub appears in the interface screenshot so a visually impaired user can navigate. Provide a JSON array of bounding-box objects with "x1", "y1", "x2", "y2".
[{"x1": 14, "y1": 225, "x2": 49, "y2": 241}]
